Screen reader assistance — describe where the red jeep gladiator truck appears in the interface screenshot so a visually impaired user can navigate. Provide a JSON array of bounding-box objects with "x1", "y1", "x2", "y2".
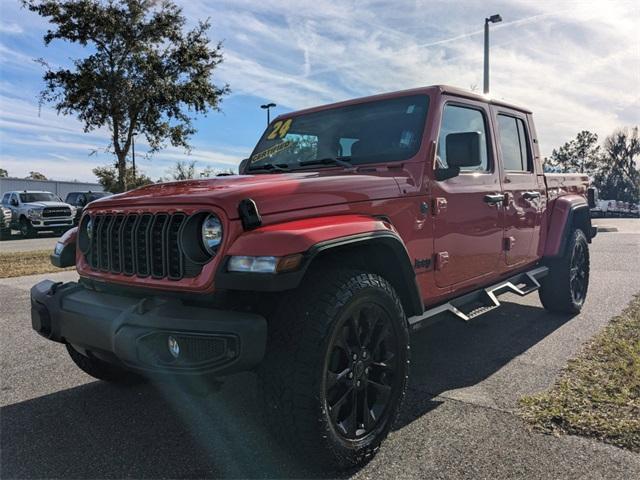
[{"x1": 32, "y1": 85, "x2": 596, "y2": 468}]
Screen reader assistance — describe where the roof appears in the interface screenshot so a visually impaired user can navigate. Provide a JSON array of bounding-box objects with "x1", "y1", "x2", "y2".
[{"x1": 276, "y1": 84, "x2": 532, "y2": 119}]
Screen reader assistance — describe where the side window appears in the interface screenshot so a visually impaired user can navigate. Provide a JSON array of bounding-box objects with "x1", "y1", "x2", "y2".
[
  {"x1": 497, "y1": 114, "x2": 532, "y2": 172},
  {"x1": 66, "y1": 193, "x2": 78, "y2": 205},
  {"x1": 11, "y1": 194, "x2": 19, "y2": 205},
  {"x1": 437, "y1": 104, "x2": 489, "y2": 171}
]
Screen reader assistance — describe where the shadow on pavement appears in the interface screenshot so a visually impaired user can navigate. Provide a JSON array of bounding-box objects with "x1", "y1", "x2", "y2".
[{"x1": 1, "y1": 301, "x2": 571, "y2": 479}]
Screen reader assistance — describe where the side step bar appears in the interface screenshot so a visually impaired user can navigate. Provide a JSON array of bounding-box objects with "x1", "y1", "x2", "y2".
[{"x1": 408, "y1": 266, "x2": 549, "y2": 331}]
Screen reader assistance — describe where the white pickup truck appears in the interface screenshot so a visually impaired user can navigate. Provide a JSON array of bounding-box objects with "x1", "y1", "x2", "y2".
[{"x1": 1, "y1": 191, "x2": 76, "y2": 239}]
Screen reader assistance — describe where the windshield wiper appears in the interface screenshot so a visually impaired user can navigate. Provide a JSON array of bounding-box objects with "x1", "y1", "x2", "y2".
[
  {"x1": 298, "y1": 156, "x2": 353, "y2": 168},
  {"x1": 247, "y1": 162, "x2": 290, "y2": 173}
]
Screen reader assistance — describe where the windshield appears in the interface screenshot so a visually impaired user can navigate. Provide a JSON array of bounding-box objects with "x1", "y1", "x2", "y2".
[
  {"x1": 249, "y1": 94, "x2": 429, "y2": 170},
  {"x1": 19, "y1": 192, "x2": 59, "y2": 203}
]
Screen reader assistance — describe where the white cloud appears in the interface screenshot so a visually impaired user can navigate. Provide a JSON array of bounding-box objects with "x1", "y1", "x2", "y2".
[
  {"x1": 0, "y1": 22, "x2": 23, "y2": 35},
  {"x1": 0, "y1": 0, "x2": 638, "y2": 178}
]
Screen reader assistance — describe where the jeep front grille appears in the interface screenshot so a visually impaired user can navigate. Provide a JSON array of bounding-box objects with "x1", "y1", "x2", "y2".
[{"x1": 86, "y1": 212, "x2": 197, "y2": 280}]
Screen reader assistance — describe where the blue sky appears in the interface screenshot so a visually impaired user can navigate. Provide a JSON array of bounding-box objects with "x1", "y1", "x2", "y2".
[{"x1": 0, "y1": 0, "x2": 638, "y2": 182}]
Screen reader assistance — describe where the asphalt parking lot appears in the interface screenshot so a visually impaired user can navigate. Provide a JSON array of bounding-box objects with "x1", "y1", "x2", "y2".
[{"x1": 1, "y1": 225, "x2": 639, "y2": 479}]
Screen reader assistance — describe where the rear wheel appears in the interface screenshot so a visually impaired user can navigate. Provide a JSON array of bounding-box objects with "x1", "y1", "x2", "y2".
[
  {"x1": 539, "y1": 228, "x2": 590, "y2": 314},
  {"x1": 258, "y1": 269, "x2": 409, "y2": 469},
  {"x1": 66, "y1": 344, "x2": 145, "y2": 385}
]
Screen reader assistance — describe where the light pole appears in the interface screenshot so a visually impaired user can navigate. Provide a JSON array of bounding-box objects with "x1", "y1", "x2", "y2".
[
  {"x1": 260, "y1": 103, "x2": 276, "y2": 125},
  {"x1": 483, "y1": 14, "x2": 502, "y2": 95}
]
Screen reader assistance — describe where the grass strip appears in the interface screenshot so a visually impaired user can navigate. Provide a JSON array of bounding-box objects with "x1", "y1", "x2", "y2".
[
  {"x1": 0, "y1": 249, "x2": 74, "y2": 278},
  {"x1": 519, "y1": 294, "x2": 640, "y2": 452}
]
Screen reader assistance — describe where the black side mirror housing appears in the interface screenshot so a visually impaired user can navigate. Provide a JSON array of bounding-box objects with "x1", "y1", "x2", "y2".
[
  {"x1": 445, "y1": 131, "x2": 482, "y2": 168},
  {"x1": 10, "y1": 199, "x2": 18, "y2": 206},
  {"x1": 435, "y1": 167, "x2": 461, "y2": 181},
  {"x1": 238, "y1": 158, "x2": 249, "y2": 175}
]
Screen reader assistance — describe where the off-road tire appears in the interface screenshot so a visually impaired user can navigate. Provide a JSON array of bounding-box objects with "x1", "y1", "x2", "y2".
[
  {"x1": 258, "y1": 268, "x2": 410, "y2": 470},
  {"x1": 66, "y1": 343, "x2": 144, "y2": 385},
  {"x1": 0, "y1": 227, "x2": 10, "y2": 240},
  {"x1": 19, "y1": 218, "x2": 36, "y2": 238},
  {"x1": 539, "y1": 228, "x2": 590, "y2": 314}
]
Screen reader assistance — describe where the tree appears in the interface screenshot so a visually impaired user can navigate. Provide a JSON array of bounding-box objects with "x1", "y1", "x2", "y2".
[
  {"x1": 93, "y1": 163, "x2": 152, "y2": 193},
  {"x1": 545, "y1": 130, "x2": 600, "y2": 174},
  {"x1": 25, "y1": 0, "x2": 230, "y2": 192},
  {"x1": 169, "y1": 160, "x2": 197, "y2": 181},
  {"x1": 593, "y1": 127, "x2": 640, "y2": 203},
  {"x1": 27, "y1": 171, "x2": 48, "y2": 180},
  {"x1": 200, "y1": 166, "x2": 235, "y2": 177},
  {"x1": 0, "y1": 168, "x2": 8, "y2": 177}
]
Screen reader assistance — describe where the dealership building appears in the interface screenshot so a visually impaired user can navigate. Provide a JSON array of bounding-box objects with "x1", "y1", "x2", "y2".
[{"x1": 0, "y1": 177, "x2": 105, "y2": 200}]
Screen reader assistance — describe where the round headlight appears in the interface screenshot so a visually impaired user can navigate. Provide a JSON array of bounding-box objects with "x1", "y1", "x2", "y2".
[{"x1": 201, "y1": 214, "x2": 223, "y2": 255}]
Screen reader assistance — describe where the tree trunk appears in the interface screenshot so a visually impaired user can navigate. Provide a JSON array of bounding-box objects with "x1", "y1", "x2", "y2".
[{"x1": 116, "y1": 152, "x2": 128, "y2": 193}]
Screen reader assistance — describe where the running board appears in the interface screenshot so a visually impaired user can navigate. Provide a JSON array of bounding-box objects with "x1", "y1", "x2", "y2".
[{"x1": 408, "y1": 266, "x2": 549, "y2": 331}]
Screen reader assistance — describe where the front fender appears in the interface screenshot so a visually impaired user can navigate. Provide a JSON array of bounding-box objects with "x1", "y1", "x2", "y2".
[
  {"x1": 216, "y1": 215, "x2": 423, "y2": 316},
  {"x1": 226, "y1": 214, "x2": 395, "y2": 257},
  {"x1": 544, "y1": 195, "x2": 594, "y2": 257}
]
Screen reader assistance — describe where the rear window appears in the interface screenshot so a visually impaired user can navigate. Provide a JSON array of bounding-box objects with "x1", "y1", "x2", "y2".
[{"x1": 497, "y1": 115, "x2": 532, "y2": 172}]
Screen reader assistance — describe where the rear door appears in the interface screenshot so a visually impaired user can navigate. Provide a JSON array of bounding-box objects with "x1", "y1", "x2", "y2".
[
  {"x1": 492, "y1": 109, "x2": 543, "y2": 266},
  {"x1": 432, "y1": 99, "x2": 504, "y2": 288}
]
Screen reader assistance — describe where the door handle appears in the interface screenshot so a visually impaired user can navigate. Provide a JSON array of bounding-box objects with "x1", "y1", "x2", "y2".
[
  {"x1": 523, "y1": 191, "x2": 541, "y2": 200},
  {"x1": 484, "y1": 193, "x2": 505, "y2": 205}
]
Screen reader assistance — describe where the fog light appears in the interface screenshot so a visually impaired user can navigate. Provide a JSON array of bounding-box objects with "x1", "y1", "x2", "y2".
[{"x1": 167, "y1": 335, "x2": 180, "y2": 359}]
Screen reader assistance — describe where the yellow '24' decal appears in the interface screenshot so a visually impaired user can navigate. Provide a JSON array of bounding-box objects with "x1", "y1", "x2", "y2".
[{"x1": 266, "y1": 119, "x2": 292, "y2": 140}]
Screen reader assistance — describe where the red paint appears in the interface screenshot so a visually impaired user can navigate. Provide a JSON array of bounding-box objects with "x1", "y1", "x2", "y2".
[{"x1": 78, "y1": 85, "x2": 592, "y2": 308}]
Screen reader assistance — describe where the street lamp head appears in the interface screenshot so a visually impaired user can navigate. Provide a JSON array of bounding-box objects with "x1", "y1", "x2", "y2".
[
  {"x1": 487, "y1": 14, "x2": 502, "y2": 23},
  {"x1": 260, "y1": 103, "x2": 276, "y2": 109}
]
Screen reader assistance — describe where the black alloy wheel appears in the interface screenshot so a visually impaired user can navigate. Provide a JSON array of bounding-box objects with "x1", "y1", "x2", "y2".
[
  {"x1": 569, "y1": 238, "x2": 588, "y2": 304},
  {"x1": 324, "y1": 302, "x2": 401, "y2": 440}
]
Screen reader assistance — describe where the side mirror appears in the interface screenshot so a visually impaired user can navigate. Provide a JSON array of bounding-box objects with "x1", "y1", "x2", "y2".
[
  {"x1": 77, "y1": 196, "x2": 87, "y2": 207},
  {"x1": 238, "y1": 158, "x2": 249, "y2": 174},
  {"x1": 445, "y1": 131, "x2": 482, "y2": 168},
  {"x1": 10, "y1": 199, "x2": 18, "y2": 206}
]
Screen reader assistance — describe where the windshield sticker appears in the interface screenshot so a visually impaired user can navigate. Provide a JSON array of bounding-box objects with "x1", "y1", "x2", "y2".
[
  {"x1": 251, "y1": 140, "x2": 294, "y2": 162},
  {"x1": 266, "y1": 118, "x2": 293, "y2": 140}
]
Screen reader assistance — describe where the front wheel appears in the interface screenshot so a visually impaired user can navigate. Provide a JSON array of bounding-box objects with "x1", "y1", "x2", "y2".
[
  {"x1": 258, "y1": 269, "x2": 409, "y2": 469},
  {"x1": 539, "y1": 228, "x2": 590, "y2": 314},
  {"x1": 20, "y1": 218, "x2": 36, "y2": 238}
]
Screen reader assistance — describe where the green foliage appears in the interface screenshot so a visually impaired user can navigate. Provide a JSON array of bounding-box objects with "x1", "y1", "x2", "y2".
[
  {"x1": 545, "y1": 127, "x2": 639, "y2": 203},
  {"x1": 26, "y1": 171, "x2": 48, "y2": 180},
  {"x1": 93, "y1": 163, "x2": 152, "y2": 193},
  {"x1": 546, "y1": 130, "x2": 600, "y2": 174},
  {"x1": 0, "y1": 168, "x2": 8, "y2": 178},
  {"x1": 520, "y1": 295, "x2": 640, "y2": 452},
  {"x1": 25, "y1": 0, "x2": 229, "y2": 192},
  {"x1": 165, "y1": 160, "x2": 235, "y2": 181},
  {"x1": 593, "y1": 127, "x2": 640, "y2": 204}
]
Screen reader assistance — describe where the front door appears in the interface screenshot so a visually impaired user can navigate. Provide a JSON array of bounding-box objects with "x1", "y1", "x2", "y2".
[
  {"x1": 493, "y1": 109, "x2": 542, "y2": 266},
  {"x1": 432, "y1": 99, "x2": 504, "y2": 288}
]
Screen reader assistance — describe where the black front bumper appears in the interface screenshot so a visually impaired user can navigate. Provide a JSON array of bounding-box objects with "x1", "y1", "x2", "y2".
[{"x1": 31, "y1": 280, "x2": 267, "y2": 377}]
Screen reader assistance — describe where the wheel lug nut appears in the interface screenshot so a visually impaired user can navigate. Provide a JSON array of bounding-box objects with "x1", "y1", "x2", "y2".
[
  {"x1": 356, "y1": 380, "x2": 361, "y2": 387},
  {"x1": 362, "y1": 351, "x2": 367, "y2": 359},
  {"x1": 352, "y1": 353, "x2": 358, "y2": 360},
  {"x1": 348, "y1": 372, "x2": 353, "y2": 379},
  {"x1": 365, "y1": 367, "x2": 369, "y2": 374}
]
